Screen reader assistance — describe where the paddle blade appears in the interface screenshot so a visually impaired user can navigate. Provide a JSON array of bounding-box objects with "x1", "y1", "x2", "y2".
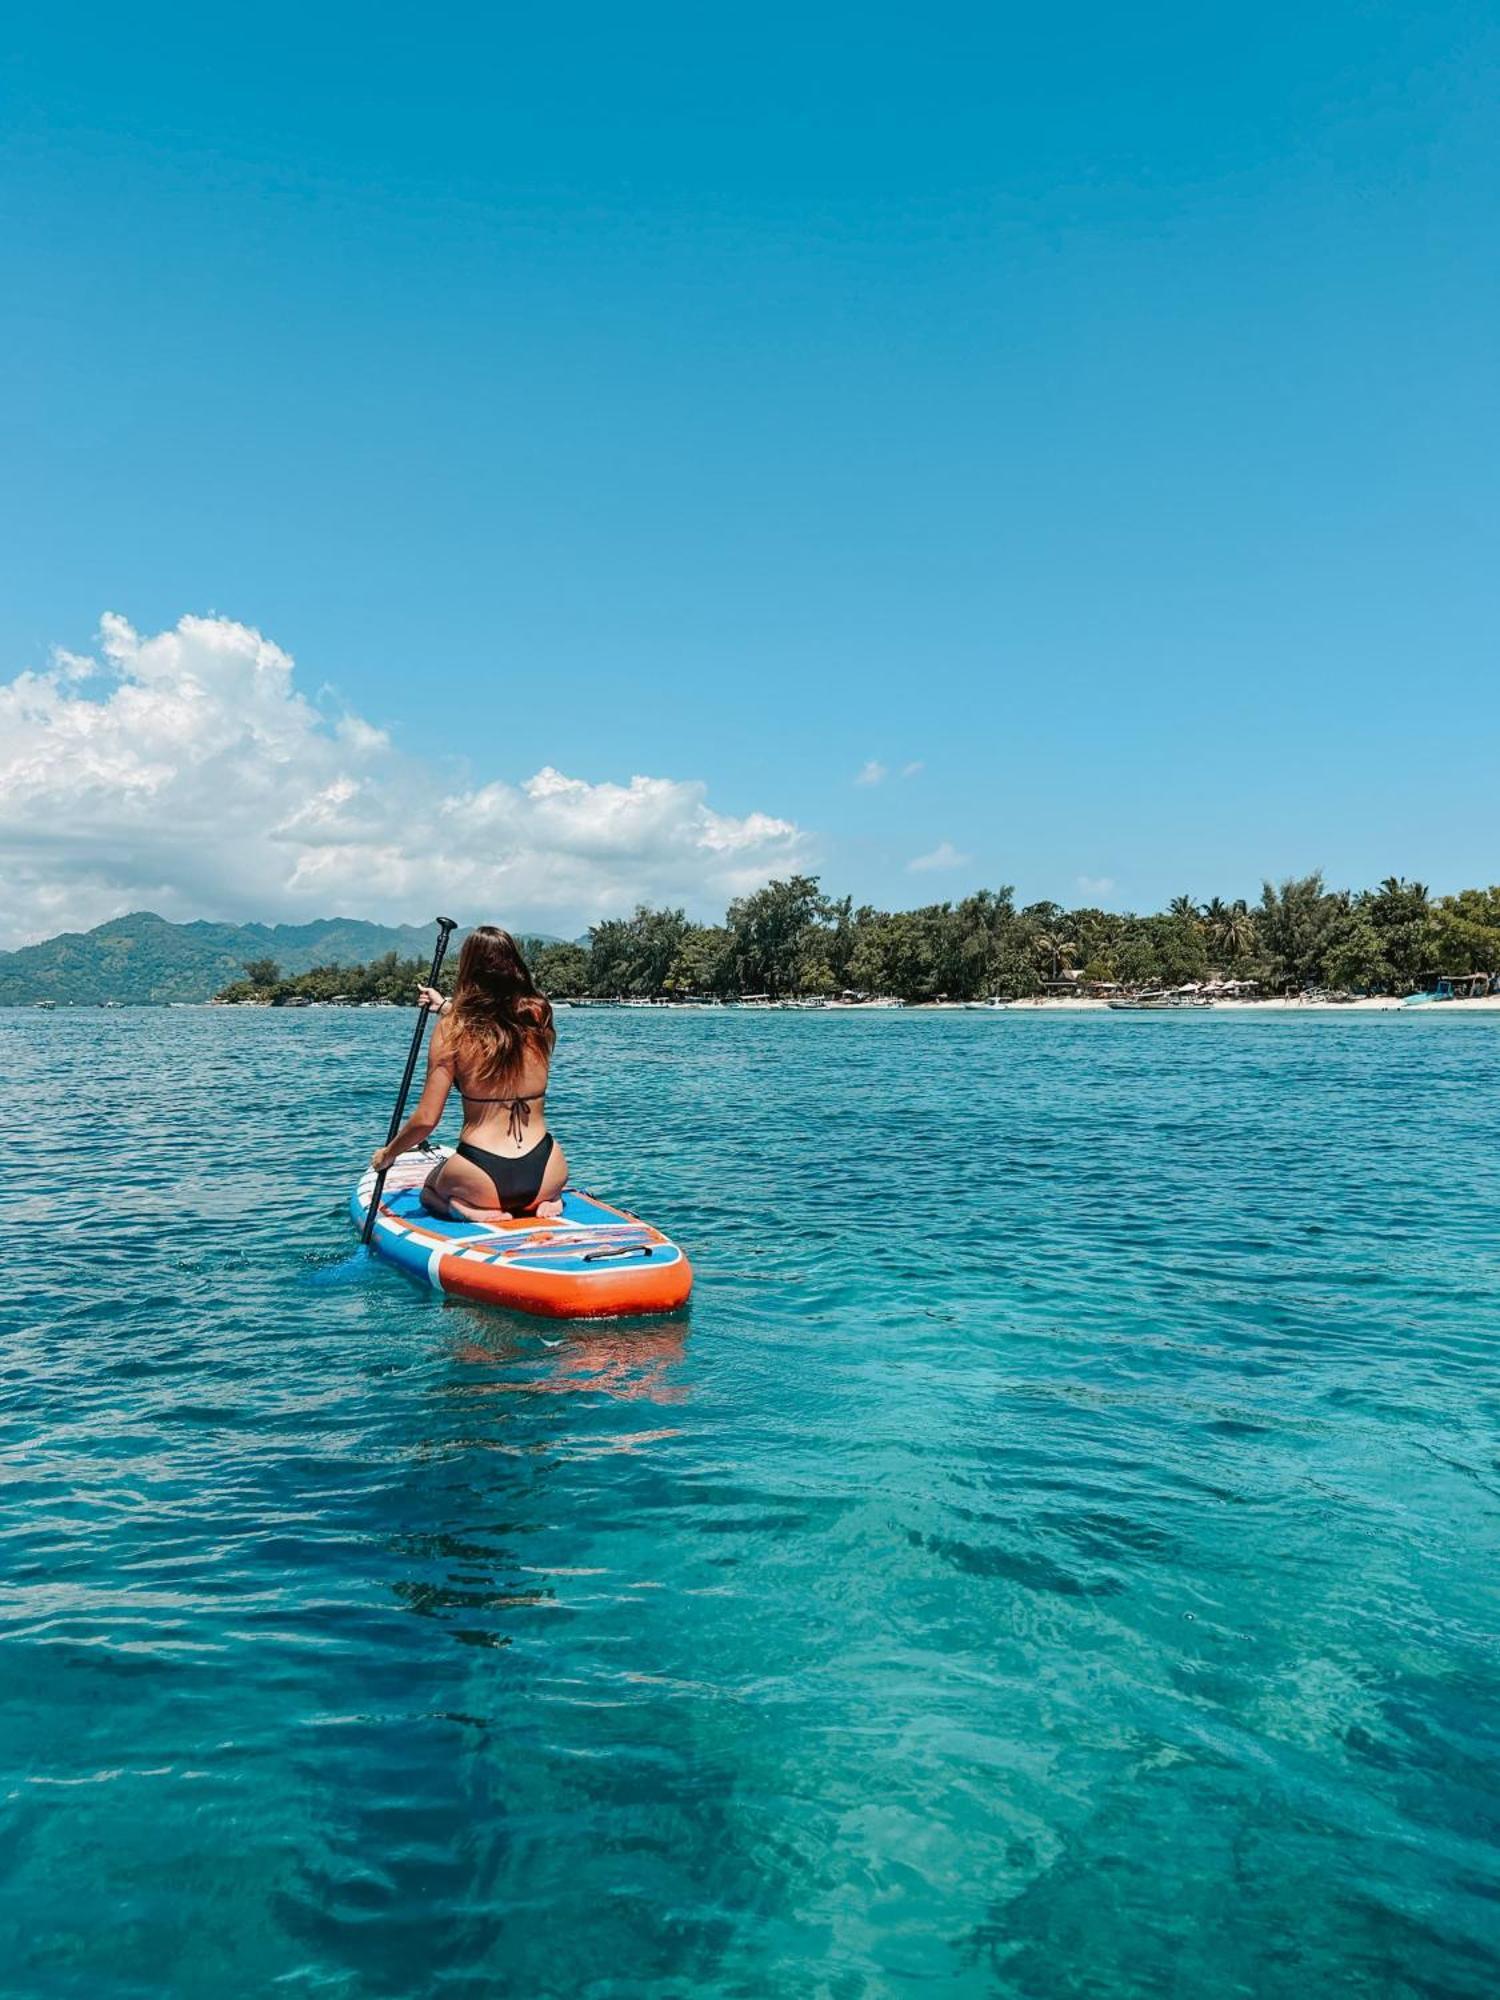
[{"x1": 303, "y1": 1243, "x2": 378, "y2": 1285}]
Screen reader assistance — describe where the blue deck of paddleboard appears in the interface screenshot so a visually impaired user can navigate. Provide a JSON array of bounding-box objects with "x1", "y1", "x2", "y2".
[{"x1": 349, "y1": 1180, "x2": 678, "y2": 1279}]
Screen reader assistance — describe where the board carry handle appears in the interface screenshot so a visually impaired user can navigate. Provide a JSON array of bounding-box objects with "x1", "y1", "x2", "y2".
[{"x1": 362, "y1": 916, "x2": 457, "y2": 1245}]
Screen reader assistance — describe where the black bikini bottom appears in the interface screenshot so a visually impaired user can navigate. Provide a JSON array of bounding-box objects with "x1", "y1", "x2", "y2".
[{"x1": 455, "y1": 1133, "x2": 556, "y2": 1212}]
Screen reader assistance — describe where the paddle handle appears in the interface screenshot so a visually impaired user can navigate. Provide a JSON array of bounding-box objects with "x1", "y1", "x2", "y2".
[{"x1": 362, "y1": 917, "x2": 457, "y2": 1244}]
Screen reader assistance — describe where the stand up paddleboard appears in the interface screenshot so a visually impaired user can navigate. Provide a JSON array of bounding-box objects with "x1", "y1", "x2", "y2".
[{"x1": 351, "y1": 1146, "x2": 692, "y2": 1319}]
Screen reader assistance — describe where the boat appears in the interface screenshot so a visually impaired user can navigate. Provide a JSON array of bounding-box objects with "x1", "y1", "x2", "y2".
[
  {"x1": 1107, "y1": 988, "x2": 1213, "y2": 1011},
  {"x1": 1407, "y1": 975, "x2": 1492, "y2": 1005},
  {"x1": 351, "y1": 1147, "x2": 693, "y2": 1319}
]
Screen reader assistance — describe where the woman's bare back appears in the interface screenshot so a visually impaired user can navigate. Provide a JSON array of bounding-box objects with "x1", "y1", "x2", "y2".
[{"x1": 421, "y1": 1017, "x2": 568, "y2": 1220}]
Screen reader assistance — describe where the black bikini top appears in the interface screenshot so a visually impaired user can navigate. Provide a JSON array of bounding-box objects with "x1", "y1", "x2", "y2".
[{"x1": 456, "y1": 1079, "x2": 545, "y2": 1144}]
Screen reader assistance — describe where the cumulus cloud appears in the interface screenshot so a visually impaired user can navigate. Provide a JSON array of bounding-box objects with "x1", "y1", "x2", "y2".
[
  {"x1": 0, "y1": 613, "x2": 811, "y2": 946},
  {"x1": 907, "y1": 840, "x2": 972, "y2": 873},
  {"x1": 1076, "y1": 874, "x2": 1116, "y2": 898},
  {"x1": 900, "y1": 760, "x2": 924, "y2": 779}
]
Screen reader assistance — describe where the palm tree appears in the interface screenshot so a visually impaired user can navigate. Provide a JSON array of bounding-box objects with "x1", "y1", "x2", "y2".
[
  {"x1": 1034, "y1": 929, "x2": 1076, "y2": 980},
  {"x1": 1168, "y1": 894, "x2": 1201, "y2": 928},
  {"x1": 1216, "y1": 900, "x2": 1256, "y2": 961},
  {"x1": 1379, "y1": 875, "x2": 1429, "y2": 907},
  {"x1": 1373, "y1": 876, "x2": 1432, "y2": 927},
  {"x1": 1198, "y1": 897, "x2": 1256, "y2": 962}
]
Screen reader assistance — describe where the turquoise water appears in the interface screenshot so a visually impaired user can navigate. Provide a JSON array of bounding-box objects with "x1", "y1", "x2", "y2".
[{"x1": 4, "y1": 1008, "x2": 1500, "y2": 1998}]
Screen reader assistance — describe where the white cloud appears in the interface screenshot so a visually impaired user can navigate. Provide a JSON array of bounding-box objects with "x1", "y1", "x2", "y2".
[
  {"x1": 857, "y1": 757, "x2": 923, "y2": 786},
  {"x1": 1076, "y1": 874, "x2": 1116, "y2": 898},
  {"x1": 0, "y1": 613, "x2": 811, "y2": 946},
  {"x1": 907, "y1": 840, "x2": 972, "y2": 873}
]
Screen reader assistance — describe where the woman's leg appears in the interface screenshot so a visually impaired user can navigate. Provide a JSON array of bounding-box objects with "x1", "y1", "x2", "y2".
[
  {"x1": 530, "y1": 1140, "x2": 569, "y2": 1219},
  {"x1": 421, "y1": 1141, "x2": 569, "y2": 1223},
  {"x1": 421, "y1": 1157, "x2": 511, "y2": 1223}
]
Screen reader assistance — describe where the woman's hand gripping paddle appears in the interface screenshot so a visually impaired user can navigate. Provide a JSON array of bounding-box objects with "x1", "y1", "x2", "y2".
[{"x1": 360, "y1": 916, "x2": 457, "y2": 1245}]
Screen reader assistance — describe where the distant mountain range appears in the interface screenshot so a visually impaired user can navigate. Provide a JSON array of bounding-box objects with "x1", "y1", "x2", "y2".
[{"x1": 0, "y1": 913, "x2": 564, "y2": 1005}]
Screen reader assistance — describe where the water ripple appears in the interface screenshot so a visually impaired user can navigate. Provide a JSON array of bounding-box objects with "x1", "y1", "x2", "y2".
[{"x1": 2, "y1": 1007, "x2": 1499, "y2": 1995}]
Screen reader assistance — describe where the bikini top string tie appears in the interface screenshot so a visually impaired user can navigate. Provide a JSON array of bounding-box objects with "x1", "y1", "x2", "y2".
[{"x1": 458, "y1": 1079, "x2": 545, "y2": 1145}]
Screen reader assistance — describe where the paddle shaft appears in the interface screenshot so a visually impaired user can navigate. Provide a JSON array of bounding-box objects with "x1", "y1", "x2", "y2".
[{"x1": 361, "y1": 917, "x2": 457, "y2": 1244}]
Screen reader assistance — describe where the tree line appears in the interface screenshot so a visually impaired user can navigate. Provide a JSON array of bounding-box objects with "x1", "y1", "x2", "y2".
[
  {"x1": 215, "y1": 949, "x2": 448, "y2": 1006},
  {"x1": 214, "y1": 877, "x2": 1500, "y2": 1006}
]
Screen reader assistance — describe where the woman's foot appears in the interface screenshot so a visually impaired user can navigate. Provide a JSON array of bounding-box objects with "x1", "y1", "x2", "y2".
[
  {"x1": 534, "y1": 1197, "x2": 564, "y2": 1219},
  {"x1": 451, "y1": 1197, "x2": 512, "y2": 1224}
]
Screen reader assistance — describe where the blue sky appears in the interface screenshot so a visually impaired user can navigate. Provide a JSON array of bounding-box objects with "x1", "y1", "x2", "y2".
[{"x1": 2, "y1": 0, "x2": 1496, "y2": 938}]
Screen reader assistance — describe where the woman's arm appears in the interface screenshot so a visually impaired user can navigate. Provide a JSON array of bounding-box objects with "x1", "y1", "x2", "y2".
[{"x1": 371, "y1": 1018, "x2": 455, "y2": 1170}]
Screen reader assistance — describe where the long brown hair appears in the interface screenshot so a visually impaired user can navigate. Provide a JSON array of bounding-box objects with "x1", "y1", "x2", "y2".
[{"x1": 447, "y1": 927, "x2": 555, "y2": 1090}]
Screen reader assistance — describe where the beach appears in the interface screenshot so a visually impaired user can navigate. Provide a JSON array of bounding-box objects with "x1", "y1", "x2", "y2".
[
  {"x1": 983, "y1": 993, "x2": 1500, "y2": 1013},
  {"x1": 571, "y1": 994, "x2": 1500, "y2": 1014}
]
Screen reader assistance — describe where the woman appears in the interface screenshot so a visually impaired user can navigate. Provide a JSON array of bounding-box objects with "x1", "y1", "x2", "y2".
[{"x1": 370, "y1": 926, "x2": 568, "y2": 1222}]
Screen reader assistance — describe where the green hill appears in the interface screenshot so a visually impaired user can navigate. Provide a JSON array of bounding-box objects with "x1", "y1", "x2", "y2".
[{"x1": 0, "y1": 913, "x2": 558, "y2": 1005}]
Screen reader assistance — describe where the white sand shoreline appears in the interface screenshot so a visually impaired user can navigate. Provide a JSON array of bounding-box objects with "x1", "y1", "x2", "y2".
[
  {"x1": 909, "y1": 996, "x2": 1500, "y2": 1014},
  {"x1": 578, "y1": 995, "x2": 1500, "y2": 1015},
  {"x1": 32, "y1": 994, "x2": 1496, "y2": 1015}
]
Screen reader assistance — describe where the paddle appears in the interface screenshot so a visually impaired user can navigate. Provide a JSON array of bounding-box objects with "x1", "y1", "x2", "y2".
[{"x1": 361, "y1": 916, "x2": 458, "y2": 1245}]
